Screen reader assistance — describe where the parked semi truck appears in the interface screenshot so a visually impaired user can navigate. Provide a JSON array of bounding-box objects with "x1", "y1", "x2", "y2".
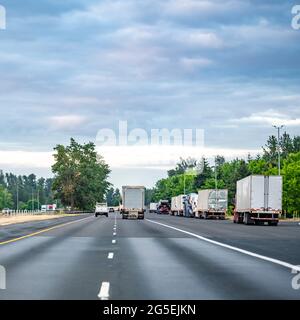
[
  {"x1": 149, "y1": 202, "x2": 158, "y2": 213},
  {"x1": 195, "y1": 189, "x2": 228, "y2": 219},
  {"x1": 157, "y1": 200, "x2": 170, "y2": 214},
  {"x1": 234, "y1": 175, "x2": 282, "y2": 226},
  {"x1": 171, "y1": 195, "x2": 186, "y2": 216},
  {"x1": 121, "y1": 186, "x2": 145, "y2": 219}
]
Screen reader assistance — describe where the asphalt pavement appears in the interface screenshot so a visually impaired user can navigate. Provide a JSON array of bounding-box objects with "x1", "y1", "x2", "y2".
[{"x1": 0, "y1": 212, "x2": 299, "y2": 300}]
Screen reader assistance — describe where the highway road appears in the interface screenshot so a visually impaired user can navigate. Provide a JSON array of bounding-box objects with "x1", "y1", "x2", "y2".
[{"x1": 0, "y1": 212, "x2": 299, "y2": 300}]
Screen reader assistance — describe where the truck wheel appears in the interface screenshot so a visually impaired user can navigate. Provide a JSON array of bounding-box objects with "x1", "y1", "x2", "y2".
[
  {"x1": 204, "y1": 213, "x2": 208, "y2": 220},
  {"x1": 244, "y1": 213, "x2": 252, "y2": 225},
  {"x1": 106, "y1": 213, "x2": 108, "y2": 217}
]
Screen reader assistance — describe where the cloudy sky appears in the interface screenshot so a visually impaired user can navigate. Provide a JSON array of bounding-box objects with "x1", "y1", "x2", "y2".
[{"x1": 0, "y1": 0, "x2": 299, "y2": 188}]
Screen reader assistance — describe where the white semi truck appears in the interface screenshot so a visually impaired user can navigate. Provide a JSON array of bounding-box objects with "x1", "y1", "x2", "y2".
[
  {"x1": 121, "y1": 186, "x2": 145, "y2": 220},
  {"x1": 195, "y1": 189, "x2": 228, "y2": 219},
  {"x1": 234, "y1": 175, "x2": 282, "y2": 226}
]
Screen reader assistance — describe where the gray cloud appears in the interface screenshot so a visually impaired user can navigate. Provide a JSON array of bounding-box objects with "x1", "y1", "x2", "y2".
[{"x1": 0, "y1": 0, "x2": 299, "y2": 185}]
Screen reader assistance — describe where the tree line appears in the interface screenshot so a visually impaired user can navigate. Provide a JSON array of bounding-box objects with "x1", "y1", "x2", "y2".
[
  {"x1": 150, "y1": 132, "x2": 300, "y2": 216},
  {"x1": 0, "y1": 171, "x2": 54, "y2": 210},
  {"x1": 0, "y1": 138, "x2": 112, "y2": 211}
]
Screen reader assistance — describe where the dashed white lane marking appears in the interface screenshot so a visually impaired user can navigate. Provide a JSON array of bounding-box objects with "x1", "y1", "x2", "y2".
[
  {"x1": 98, "y1": 282, "x2": 110, "y2": 300},
  {"x1": 112, "y1": 240, "x2": 116, "y2": 244},
  {"x1": 113, "y1": 232, "x2": 116, "y2": 236},
  {"x1": 108, "y1": 252, "x2": 114, "y2": 259},
  {"x1": 146, "y1": 219, "x2": 300, "y2": 273}
]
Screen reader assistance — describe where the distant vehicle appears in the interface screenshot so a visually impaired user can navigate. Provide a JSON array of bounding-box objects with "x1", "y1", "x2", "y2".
[
  {"x1": 41, "y1": 204, "x2": 57, "y2": 212},
  {"x1": 149, "y1": 202, "x2": 158, "y2": 213},
  {"x1": 2, "y1": 208, "x2": 11, "y2": 214},
  {"x1": 234, "y1": 175, "x2": 282, "y2": 226},
  {"x1": 195, "y1": 189, "x2": 228, "y2": 219},
  {"x1": 157, "y1": 200, "x2": 170, "y2": 214},
  {"x1": 171, "y1": 195, "x2": 186, "y2": 216},
  {"x1": 109, "y1": 207, "x2": 115, "y2": 213},
  {"x1": 95, "y1": 203, "x2": 109, "y2": 217},
  {"x1": 121, "y1": 186, "x2": 145, "y2": 220}
]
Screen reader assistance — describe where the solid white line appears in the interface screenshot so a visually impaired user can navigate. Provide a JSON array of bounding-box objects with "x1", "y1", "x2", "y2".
[
  {"x1": 146, "y1": 219, "x2": 300, "y2": 273},
  {"x1": 108, "y1": 252, "x2": 114, "y2": 259},
  {"x1": 98, "y1": 282, "x2": 110, "y2": 300},
  {"x1": 112, "y1": 240, "x2": 116, "y2": 244}
]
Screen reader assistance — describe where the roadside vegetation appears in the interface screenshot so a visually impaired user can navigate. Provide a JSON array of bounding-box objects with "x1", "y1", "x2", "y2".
[{"x1": 150, "y1": 132, "x2": 300, "y2": 217}]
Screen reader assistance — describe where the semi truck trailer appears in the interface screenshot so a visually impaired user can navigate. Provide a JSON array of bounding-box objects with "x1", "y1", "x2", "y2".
[
  {"x1": 234, "y1": 175, "x2": 282, "y2": 226},
  {"x1": 195, "y1": 189, "x2": 228, "y2": 219},
  {"x1": 121, "y1": 186, "x2": 145, "y2": 220},
  {"x1": 171, "y1": 195, "x2": 186, "y2": 216}
]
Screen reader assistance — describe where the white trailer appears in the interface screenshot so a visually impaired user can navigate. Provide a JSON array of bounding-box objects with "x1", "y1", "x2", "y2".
[
  {"x1": 171, "y1": 195, "x2": 186, "y2": 216},
  {"x1": 121, "y1": 186, "x2": 145, "y2": 219},
  {"x1": 196, "y1": 189, "x2": 228, "y2": 219},
  {"x1": 149, "y1": 202, "x2": 158, "y2": 213},
  {"x1": 234, "y1": 175, "x2": 282, "y2": 226}
]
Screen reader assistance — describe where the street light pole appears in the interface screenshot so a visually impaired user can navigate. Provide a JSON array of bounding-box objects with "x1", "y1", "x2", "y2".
[
  {"x1": 16, "y1": 180, "x2": 19, "y2": 211},
  {"x1": 214, "y1": 157, "x2": 218, "y2": 208},
  {"x1": 273, "y1": 125, "x2": 284, "y2": 176}
]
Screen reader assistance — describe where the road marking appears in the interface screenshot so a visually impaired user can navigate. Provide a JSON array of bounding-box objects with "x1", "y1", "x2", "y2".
[
  {"x1": 112, "y1": 240, "x2": 116, "y2": 244},
  {"x1": 0, "y1": 216, "x2": 93, "y2": 246},
  {"x1": 98, "y1": 282, "x2": 110, "y2": 300},
  {"x1": 146, "y1": 219, "x2": 300, "y2": 273},
  {"x1": 113, "y1": 232, "x2": 116, "y2": 236},
  {"x1": 108, "y1": 252, "x2": 114, "y2": 259}
]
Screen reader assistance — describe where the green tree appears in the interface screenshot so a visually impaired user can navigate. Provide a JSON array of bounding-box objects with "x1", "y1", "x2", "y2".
[
  {"x1": 282, "y1": 152, "x2": 300, "y2": 214},
  {"x1": 0, "y1": 186, "x2": 13, "y2": 209},
  {"x1": 52, "y1": 138, "x2": 111, "y2": 210}
]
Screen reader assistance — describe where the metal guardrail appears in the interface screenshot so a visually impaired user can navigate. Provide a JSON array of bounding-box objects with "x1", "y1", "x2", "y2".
[{"x1": 0, "y1": 210, "x2": 92, "y2": 217}]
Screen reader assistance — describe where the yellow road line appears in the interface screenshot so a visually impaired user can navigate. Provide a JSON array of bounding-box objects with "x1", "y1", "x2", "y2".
[{"x1": 0, "y1": 216, "x2": 93, "y2": 246}]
